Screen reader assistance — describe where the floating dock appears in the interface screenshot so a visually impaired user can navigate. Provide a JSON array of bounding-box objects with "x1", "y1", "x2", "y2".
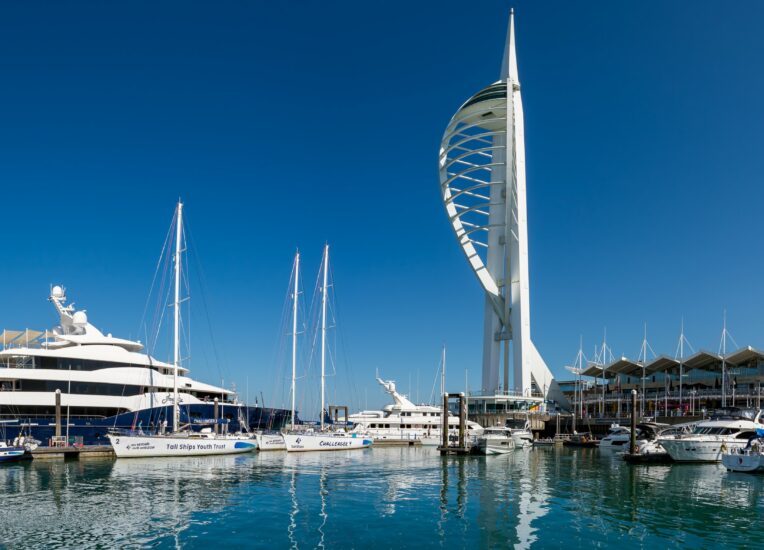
[
  {"x1": 371, "y1": 439, "x2": 421, "y2": 447},
  {"x1": 30, "y1": 445, "x2": 114, "y2": 460}
]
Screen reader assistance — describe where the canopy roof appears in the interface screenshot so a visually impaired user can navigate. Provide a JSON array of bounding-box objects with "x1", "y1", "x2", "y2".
[
  {"x1": 581, "y1": 363, "x2": 604, "y2": 377},
  {"x1": 724, "y1": 346, "x2": 764, "y2": 366},
  {"x1": 579, "y1": 345, "x2": 764, "y2": 378},
  {"x1": 683, "y1": 350, "x2": 723, "y2": 370},
  {"x1": 645, "y1": 355, "x2": 680, "y2": 374},
  {"x1": 606, "y1": 357, "x2": 645, "y2": 376},
  {"x1": 0, "y1": 329, "x2": 52, "y2": 348}
]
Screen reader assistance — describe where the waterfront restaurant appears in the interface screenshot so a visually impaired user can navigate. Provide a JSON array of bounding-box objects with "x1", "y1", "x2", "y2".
[{"x1": 571, "y1": 346, "x2": 764, "y2": 419}]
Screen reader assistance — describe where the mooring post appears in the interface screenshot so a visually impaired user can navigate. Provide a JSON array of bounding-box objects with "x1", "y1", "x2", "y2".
[
  {"x1": 214, "y1": 397, "x2": 219, "y2": 435},
  {"x1": 458, "y1": 392, "x2": 466, "y2": 449},
  {"x1": 442, "y1": 393, "x2": 449, "y2": 449},
  {"x1": 55, "y1": 388, "x2": 62, "y2": 439},
  {"x1": 630, "y1": 389, "x2": 637, "y2": 454}
]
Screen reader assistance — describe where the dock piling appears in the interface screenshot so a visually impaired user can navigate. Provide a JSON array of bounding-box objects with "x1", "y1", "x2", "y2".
[
  {"x1": 214, "y1": 398, "x2": 219, "y2": 434},
  {"x1": 442, "y1": 393, "x2": 449, "y2": 449},
  {"x1": 439, "y1": 392, "x2": 470, "y2": 455},
  {"x1": 630, "y1": 389, "x2": 637, "y2": 455},
  {"x1": 55, "y1": 389, "x2": 62, "y2": 439},
  {"x1": 458, "y1": 392, "x2": 466, "y2": 449}
]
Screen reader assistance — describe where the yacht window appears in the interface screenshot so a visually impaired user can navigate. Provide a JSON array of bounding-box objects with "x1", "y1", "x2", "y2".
[
  {"x1": 17, "y1": 379, "x2": 143, "y2": 396},
  {"x1": 736, "y1": 431, "x2": 755, "y2": 439}
]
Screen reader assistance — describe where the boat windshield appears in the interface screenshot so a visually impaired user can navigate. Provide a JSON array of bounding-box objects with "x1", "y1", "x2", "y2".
[
  {"x1": 709, "y1": 408, "x2": 756, "y2": 421},
  {"x1": 691, "y1": 426, "x2": 741, "y2": 436}
]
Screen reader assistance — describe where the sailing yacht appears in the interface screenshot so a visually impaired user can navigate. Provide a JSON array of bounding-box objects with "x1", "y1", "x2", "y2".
[
  {"x1": 283, "y1": 245, "x2": 371, "y2": 452},
  {"x1": 256, "y1": 251, "x2": 302, "y2": 452},
  {"x1": 107, "y1": 202, "x2": 256, "y2": 457}
]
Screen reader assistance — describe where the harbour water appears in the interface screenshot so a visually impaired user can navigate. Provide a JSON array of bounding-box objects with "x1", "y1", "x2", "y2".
[{"x1": 1, "y1": 447, "x2": 763, "y2": 548}]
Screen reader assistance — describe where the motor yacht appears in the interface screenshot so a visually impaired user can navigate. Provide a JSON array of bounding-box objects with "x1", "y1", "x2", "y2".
[
  {"x1": 659, "y1": 408, "x2": 764, "y2": 463},
  {"x1": 475, "y1": 426, "x2": 515, "y2": 455},
  {"x1": 505, "y1": 418, "x2": 533, "y2": 448},
  {"x1": 722, "y1": 434, "x2": 764, "y2": 473},
  {"x1": 599, "y1": 424, "x2": 632, "y2": 449},
  {"x1": 349, "y1": 377, "x2": 484, "y2": 444},
  {"x1": 633, "y1": 422, "x2": 693, "y2": 456}
]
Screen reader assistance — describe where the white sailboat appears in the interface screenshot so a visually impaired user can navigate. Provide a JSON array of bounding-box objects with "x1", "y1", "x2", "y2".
[
  {"x1": 108, "y1": 202, "x2": 256, "y2": 458},
  {"x1": 283, "y1": 245, "x2": 372, "y2": 452}
]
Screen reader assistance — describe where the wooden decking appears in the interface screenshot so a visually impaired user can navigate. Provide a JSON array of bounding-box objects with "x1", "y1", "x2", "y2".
[{"x1": 29, "y1": 445, "x2": 114, "y2": 460}]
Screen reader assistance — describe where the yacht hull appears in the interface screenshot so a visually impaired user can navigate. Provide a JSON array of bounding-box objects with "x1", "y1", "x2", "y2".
[
  {"x1": 0, "y1": 447, "x2": 26, "y2": 462},
  {"x1": 107, "y1": 434, "x2": 256, "y2": 458},
  {"x1": 511, "y1": 432, "x2": 533, "y2": 448},
  {"x1": 476, "y1": 438, "x2": 515, "y2": 455},
  {"x1": 722, "y1": 451, "x2": 764, "y2": 472},
  {"x1": 255, "y1": 433, "x2": 286, "y2": 451},
  {"x1": 659, "y1": 438, "x2": 747, "y2": 463},
  {"x1": 0, "y1": 404, "x2": 290, "y2": 446},
  {"x1": 599, "y1": 436, "x2": 631, "y2": 449},
  {"x1": 283, "y1": 433, "x2": 372, "y2": 452}
]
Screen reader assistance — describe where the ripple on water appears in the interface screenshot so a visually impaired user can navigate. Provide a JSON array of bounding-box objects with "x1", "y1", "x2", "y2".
[{"x1": 1, "y1": 448, "x2": 763, "y2": 548}]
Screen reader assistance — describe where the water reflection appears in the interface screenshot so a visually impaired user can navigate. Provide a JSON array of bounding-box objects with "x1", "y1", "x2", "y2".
[
  {"x1": 1, "y1": 447, "x2": 763, "y2": 548},
  {"x1": 288, "y1": 470, "x2": 298, "y2": 549}
]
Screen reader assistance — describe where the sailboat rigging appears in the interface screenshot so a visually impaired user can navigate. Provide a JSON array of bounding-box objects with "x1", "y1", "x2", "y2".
[
  {"x1": 107, "y1": 201, "x2": 256, "y2": 457},
  {"x1": 283, "y1": 244, "x2": 371, "y2": 452},
  {"x1": 256, "y1": 250, "x2": 302, "y2": 451}
]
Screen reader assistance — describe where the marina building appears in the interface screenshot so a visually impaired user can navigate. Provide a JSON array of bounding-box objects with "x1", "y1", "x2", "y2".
[{"x1": 572, "y1": 346, "x2": 764, "y2": 419}]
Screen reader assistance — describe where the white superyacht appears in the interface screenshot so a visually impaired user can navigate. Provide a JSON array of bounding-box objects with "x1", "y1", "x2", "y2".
[
  {"x1": 349, "y1": 377, "x2": 484, "y2": 444},
  {"x1": 0, "y1": 285, "x2": 267, "y2": 445}
]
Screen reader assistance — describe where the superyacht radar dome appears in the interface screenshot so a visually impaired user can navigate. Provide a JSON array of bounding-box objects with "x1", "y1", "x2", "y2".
[
  {"x1": 72, "y1": 310, "x2": 88, "y2": 326},
  {"x1": 51, "y1": 285, "x2": 64, "y2": 299}
]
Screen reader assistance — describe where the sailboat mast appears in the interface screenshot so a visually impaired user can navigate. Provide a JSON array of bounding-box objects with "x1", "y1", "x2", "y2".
[
  {"x1": 291, "y1": 251, "x2": 300, "y2": 431},
  {"x1": 173, "y1": 201, "x2": 183, "y2": 433},
  {"x1": 320, "y1": 244, "x2": 329, "y2": 431}
]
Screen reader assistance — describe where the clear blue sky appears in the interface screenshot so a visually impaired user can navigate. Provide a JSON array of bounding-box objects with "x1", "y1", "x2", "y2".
[{"x1": 2, "y1": 1, "x2": 763, "y2": 415}]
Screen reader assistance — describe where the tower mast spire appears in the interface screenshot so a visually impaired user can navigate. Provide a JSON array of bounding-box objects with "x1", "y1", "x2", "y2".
[{"x1": 438, "y1": 9, "x2": 569, "y2": 410}]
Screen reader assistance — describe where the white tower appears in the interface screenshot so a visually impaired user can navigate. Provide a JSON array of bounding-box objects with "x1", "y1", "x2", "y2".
[{"x1": 438, "y1": 11, "x2": 567, "y2": 407}]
